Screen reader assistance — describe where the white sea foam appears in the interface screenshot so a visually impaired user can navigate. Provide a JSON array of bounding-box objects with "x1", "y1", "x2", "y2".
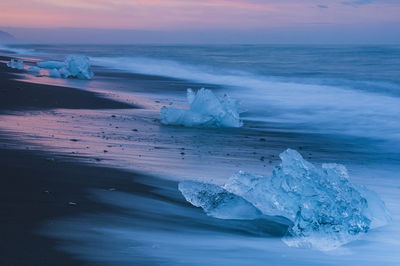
[{"x1": 0, "y1": 44, "x2": 35, "y2": 55}]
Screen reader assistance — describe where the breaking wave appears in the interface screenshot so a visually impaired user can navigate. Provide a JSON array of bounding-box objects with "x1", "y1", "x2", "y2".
[{"x1": 0, "y1": 44, "x2": 36, "y2": 55}]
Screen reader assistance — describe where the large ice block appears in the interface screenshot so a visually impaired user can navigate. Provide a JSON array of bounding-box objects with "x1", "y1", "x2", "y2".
[
  {"x1": 36, "y1": 55, "x2": 94, "y2": 80},
  {"x1": 161, "y1": 88, "x2": 243, "y2": 128},
  {"x1": 179, "y1": 149, "x2": 391, "y2": 250}
]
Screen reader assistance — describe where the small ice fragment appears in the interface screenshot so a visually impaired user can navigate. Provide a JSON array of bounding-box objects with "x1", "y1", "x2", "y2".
[
  {"x1": 49, "y1": 69, "x2": 61, "y2": 78},
  {"x1": 7, "y1": 58, "x2": 24, "y2": 70},
  {"x1": 37, "y1": 60, "x2": 65, "y2": 69},
  {"x1": 161, "y1": 88, "x2": 243, "y2": 128},
  {"x1": 6, "y1": 59, "x2": 14, "y2": 68},
  {"x1": 179, "y1": 181, "x2": 262, "y2": 220},
  {"x1": 58, "y1": 67, "x2": 71, "y2": 78},
  {"x1": 68, "y1": 201, "x2": 77, "y2": 206},
  {"x1": 27, "y1": 66, "x2": 41, "y2": 75},
  {"x1": 179, "y1": 149, "x2": 391, "y2": 250}
]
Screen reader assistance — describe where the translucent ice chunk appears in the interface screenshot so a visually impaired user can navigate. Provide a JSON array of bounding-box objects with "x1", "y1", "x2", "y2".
[
  {"x1": 7, "y1": 58, "x2": 24, "y2": 70},
  {"x1": 58, "y1": 67, "x2": 71, "y2": 78},
  {"x1": 62, "y1": 55, "x2": 94, "y2": 80},
  {"x1": 49, "y1": 69, "x2": 61, "y2": 78},
  {"x1": 179, "y1": 181, "x2": 262, "y2": 220},
  {"x1": 37, "y1": 60, "x2": 65, "y2": 69},
  {"x1": 161, "y1": 88, "x2": 243, "y2": 128},
  {"x1": 27, "y1": 66, "x2": 41, "y2": 75},
  {"x1": 179, "y1": 149, "x2": 391, "y2": 250},
  {"x1": 37, "y1": 55, "x2": 94, "y2": 80}
]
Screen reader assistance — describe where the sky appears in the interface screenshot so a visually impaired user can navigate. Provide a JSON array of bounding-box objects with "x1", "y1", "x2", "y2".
[{"x1": 0, "y1": 0, "x2": 400, "y2": 44}]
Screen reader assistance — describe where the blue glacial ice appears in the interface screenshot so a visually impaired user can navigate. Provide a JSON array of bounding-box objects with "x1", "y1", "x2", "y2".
[
  {"x1": 7, "y1": 58, "x2": 24, "y2": 70},
  {"x1": 27, "y1": 66, "x2": 41, "y2": 75},
  {"x1": 178, "y1": 149, "x2": 391, "y2": 250},
  {"x1": 49, "y1": 68, "x2": 61, "y2": 78},
  {"x1": 179, "y1": 181, "x2": 262, "y2": 220},
  {"x1": 161, "y1": 88, "x2": 243, "y2": 128},
  {"x1": 62, "y1": 55, "x2": 94, "y2": 79},
  {"x1": 37, "y1": 60, "x2": 65, "y2": 69},
  {"x1": 36, "y1": 55, "x2": 94, "y2": 80}
]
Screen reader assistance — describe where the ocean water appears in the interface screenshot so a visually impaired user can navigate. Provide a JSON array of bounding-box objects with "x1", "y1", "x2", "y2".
[
  {"x1": 1, "y1": 44, "x2": 400, "y2": 265},
  {"x1": 3, "y1": 44, "x2": 400, "y2": 144}
]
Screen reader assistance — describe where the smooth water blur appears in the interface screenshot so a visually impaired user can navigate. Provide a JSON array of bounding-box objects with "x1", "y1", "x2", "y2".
[
  {"x1": 2, "y1": 44, "x2": 400, "y2": 264},
  {"x1": 2, "y1": 44, "x2": 400, "y2": 144},
  {"x1": 4, "y1": 44, "x2": 400, "y2": 84}
]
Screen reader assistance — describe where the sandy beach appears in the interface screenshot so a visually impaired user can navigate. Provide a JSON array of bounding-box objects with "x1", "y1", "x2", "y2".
[
  {"x1": 0, "y1": 56, "x2": 140, "y2": 265},
  {"x1": 0, "y1": 57, "x2": 290, "y2": 265}
]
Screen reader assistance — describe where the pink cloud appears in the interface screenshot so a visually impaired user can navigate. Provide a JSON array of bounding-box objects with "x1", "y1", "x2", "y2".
[{"x1": 0, "y1": 0, "x2": 399, "y2": 29}]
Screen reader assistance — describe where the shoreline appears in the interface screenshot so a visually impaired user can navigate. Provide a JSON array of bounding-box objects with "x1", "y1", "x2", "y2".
[{"x1": 0, "y1": 55, "x2": 143, "y2": 265}]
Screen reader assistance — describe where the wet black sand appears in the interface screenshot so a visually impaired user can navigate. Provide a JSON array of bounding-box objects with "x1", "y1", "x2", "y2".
[
  {"x1": 0, "y1": 147, "x2": 156, "y2": 265},
  {"x1": 0, "y1": 57, "x2": 288, "y2": 265},
  {"x1": 0, "y1": 57, "x2": 142, "y2": 265}
]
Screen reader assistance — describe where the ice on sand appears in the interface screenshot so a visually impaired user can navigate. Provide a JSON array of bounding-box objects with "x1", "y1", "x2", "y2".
[
  {"x1": 36, "y1": 55, "x2": 94, "y2": 80},
  {"x1": 37, "y1": 61, "x2": 65, "y2": 69},
  {"x1": 179, "y1": 181, "x2": 262, "y2": 220},
  {"x1": 7, "y1": 58, "x2": 24, "y2": 70},
  {"x1": 60, "y1": 55, "x2": 94, "y2": 79},
  {"x1": 49, "y1": 69, "x2": 61, "y2": 78},
  {"x1": 179, "y1": 149, "x2": 391, "y2": 250},
  {"x1": 161, "y1": 88, "x2": 243, "y2": 128},
  {"x1": 27, "y1": 66, "x2": 41, "y2": 75}
]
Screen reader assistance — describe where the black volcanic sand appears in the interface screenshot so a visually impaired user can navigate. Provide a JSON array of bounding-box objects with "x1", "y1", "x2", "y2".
[
  {"x1": 0, "y1": 57, "x2": 144, "y2": 265},
  {"x1": 0, "y1": 56, "x2": 132, "y2": 265},
  {"x1": 0, "y1": 147, "x2": 156, "y2": 265},
  {"x1": 0, "y1": 57, "x2": 159, "y2": 265},
  {"x1": 0, "y1": 145, "x2": 291, "y2": 265}
]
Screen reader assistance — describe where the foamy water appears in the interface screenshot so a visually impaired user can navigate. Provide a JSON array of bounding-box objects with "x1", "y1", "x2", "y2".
[{"x1": 2, "y1": 44, "x2": 400, "y2": 143}]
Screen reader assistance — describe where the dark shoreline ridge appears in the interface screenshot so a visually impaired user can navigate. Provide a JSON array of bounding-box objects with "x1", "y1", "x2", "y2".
[{"x1": 0, "y1": 56, "x2": 136, "y2": 111}]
